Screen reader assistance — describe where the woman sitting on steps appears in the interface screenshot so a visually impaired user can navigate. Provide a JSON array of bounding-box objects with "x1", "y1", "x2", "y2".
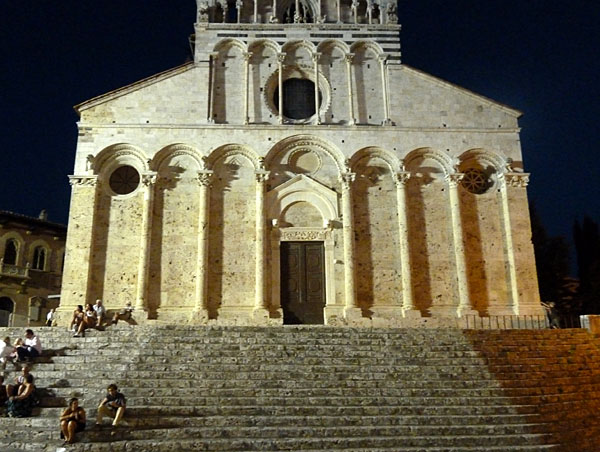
[
  {"x1": 74, "y1": 303, "x2": 97, "y2": 337},
  {"x1": 59, "y1": 397, "x2": 86, "y2": 445}
]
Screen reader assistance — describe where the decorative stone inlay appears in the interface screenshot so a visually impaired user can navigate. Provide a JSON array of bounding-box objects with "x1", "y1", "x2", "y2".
[
  {"x1": 280, "y1": 228, "x2": 329, "y2": 241},
  {"x1": 68, "y1": 175, "x2": 98, "y2": 186}
]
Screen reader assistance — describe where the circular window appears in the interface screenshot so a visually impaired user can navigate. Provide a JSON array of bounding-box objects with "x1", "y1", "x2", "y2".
[
  {"x1": 273, "y1": 78, "x2": 322, "y2": 120},
  {"x1": 109, "y1": 165, "x2": 140, "y2": 195},
  {"x1": 461, "y1": 168, "x2": 492, "y2": 194}
]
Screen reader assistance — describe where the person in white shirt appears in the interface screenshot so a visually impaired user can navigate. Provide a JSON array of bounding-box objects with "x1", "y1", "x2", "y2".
[
  {"x1": 16, "y1": 329, "x2": 42, "y2": 362},
  {"x1": 93, "y1": 299, "x2": 107, "y2": 326},
  {"x1": 46, "y1": 308, "x2": 56, "y2": 327},
  {"x1": 0, "y1": 337, "x2": 16, "y2": 369}
]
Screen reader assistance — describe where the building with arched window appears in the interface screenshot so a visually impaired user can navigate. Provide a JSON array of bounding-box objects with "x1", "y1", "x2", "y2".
[
  {"x1": 0, "y1": 211, "x2": 66, "y2": 326},
  {"x1": 59, "y1": 1, "x2": 544, "y2": 327}
]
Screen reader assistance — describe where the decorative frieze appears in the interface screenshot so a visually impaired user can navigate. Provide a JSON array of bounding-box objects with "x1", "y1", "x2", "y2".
[
  {"x1": 279, "y1": 228, "x2": 329, "y2": 241},
  {"x1": 68, "y1": 175, "x2": 98, "y2": 186}
]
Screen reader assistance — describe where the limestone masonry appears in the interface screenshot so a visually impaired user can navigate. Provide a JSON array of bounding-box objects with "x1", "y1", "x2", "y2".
[{"x1": 59, "y1": 0, "x2": 544, "y2": 326}]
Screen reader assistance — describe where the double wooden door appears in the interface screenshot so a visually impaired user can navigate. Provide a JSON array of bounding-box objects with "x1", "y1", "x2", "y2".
[{"x1": 280, "y1": 242, "x2": 325, "y2": 324}]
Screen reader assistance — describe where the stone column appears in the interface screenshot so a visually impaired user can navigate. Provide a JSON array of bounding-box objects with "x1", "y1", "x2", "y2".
[
  {"x1": 272, "y1": 0, "x2": 279, "y2": 22},
  {"x1": 497, "y1": 172, "x2": 520, "y2": 314},
  {"x1": 207, "y1": 53, "x2": 218, "y2": 123},
  {"x1": 243, "y1": 52, "x2": 253, "y2": 125},
  {"x1": 192, "y1": 170, "x2": 214, "y2": 321},
  {"x1": 394, "y1": 172, "x2": 420, "y2": 317},
  {"x1": 236, "y1": 0, "x2": 242, "y2": 23},
  {"x1": 446, "y1": 173, "x2": 475, "y2": 317},
  {"x1": 59, "y1": 175, "x2": 98, "y2": 323},
  {"x1": 135, "y1": 173, "x2": 157, "y2": 314},
  {"x1": 295, "y1": 0, "x2": 300, "y2": 22},
  {"x1": 253, "y1": 0, "x2": 258, "y2": 23},
  {"x1": 277, "y1": 53, "x2": 286, "y2": 124},
  {"x1": 312, "y1": 52, "x2": 321, "y2": 125},
  {"x1": 378, "y1": 54, "x2": 392, "y2": 125},
  {"x1": 340, "y1": 172, "x2": 359, "y2": 318},
  {"x1": 254, "y1": 169, "x2": 270, "y2": 319},
  {"x1": 345, "y1": 53, "x2": 356, "y2": 125},
  {"x1": 336, "y1": 0, "x2": 342, "y2": 23}
]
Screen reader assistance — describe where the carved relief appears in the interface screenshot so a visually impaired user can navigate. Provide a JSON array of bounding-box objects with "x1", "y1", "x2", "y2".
[
  {"x1": 69, "y1": 175, "x2": 98, "y2": 187},
  {"x1": 280, "y1": 228, "x2": 329, "y2": 241}
]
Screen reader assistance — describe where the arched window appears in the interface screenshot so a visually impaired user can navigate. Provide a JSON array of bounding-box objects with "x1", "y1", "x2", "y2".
[
  {"x1": 0, "y1": 297, "x2": 13, "y2": 327},
  {"x1": 32, "y1": 246, "x2": 47, "y2": 270},
  {"x1": 3, "y1": 239, "x2": 18, "y2": 265}
]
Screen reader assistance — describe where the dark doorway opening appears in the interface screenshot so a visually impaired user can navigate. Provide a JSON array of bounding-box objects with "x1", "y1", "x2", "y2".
[{"x1": 280, "y1": 241, "x2": 325, "y2": 324}]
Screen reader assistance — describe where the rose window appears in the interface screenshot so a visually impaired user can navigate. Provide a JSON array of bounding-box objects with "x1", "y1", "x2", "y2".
[{"x1": 461, "y1": 168, "x2": 491, "y2": 194}]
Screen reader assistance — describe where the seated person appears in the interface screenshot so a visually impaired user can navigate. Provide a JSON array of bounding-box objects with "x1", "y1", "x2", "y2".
[
  {"x1": 96, "y1": 383, "x2": 126, "y2": 427},
  {"x1": 70, "y1": 305, "x2": 84, "y2": 333},
  {"x1": 60, "y1": 397, "x2": 86, "y2": 445},
  {"x1": 74, "y1": 303, "x2": 97, "y2": 337},
  {"x1": 93, "y1": 299, "x2": 107, "y2": 326},
  {"x1": 6, "y1": 374, "x2": 35, "y2": 417},
  {"x1": 6, "y1": 365, "x2": 33, "y2": 398},
  {"x1": 46, "y1": 308, "x2": 57, "y2": 327},
  {"x1": 0, "y1": 336, "x2": 16, "y2": 369},
  {"x1": 0, "y1": 375, "x2": 8, "y2": 410},
  {"x1": 111, "y1": 302, "x2": 134, "y2": 325},
  {"x1": 16, "y1": 329, "x2": 42, "y2": 362}
]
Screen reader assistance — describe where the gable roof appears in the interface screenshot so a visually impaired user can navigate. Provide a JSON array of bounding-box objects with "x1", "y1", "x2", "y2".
[
  {"x1": 74, "y1": 62, "x2": 195, "y2": 115},
  {"x1": 402, "y1": 65, "x2": 523, "y2": 118}
]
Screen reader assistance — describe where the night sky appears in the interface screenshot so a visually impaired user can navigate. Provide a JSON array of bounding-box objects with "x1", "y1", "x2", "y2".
[{"x1": 1, "y1": 1, "x2": 598, "y2": 270}]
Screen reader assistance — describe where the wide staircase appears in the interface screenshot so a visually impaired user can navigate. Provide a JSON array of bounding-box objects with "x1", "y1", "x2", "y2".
[{"x1": 1, "y1": 326, "x2": 599, "y2": 452}]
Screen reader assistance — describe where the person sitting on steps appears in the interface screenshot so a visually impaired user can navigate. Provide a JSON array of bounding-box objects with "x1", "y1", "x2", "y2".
[
  {"x1": 60, "y1": 397, "x2": 86, "y2": 445},
  {"x1": 70, "y1": 305, "x2": 84, "y2": 333},
  {"x1": 93, "y1": 299, "x2": 107, "y2": 326},
  {"x1": 0, "y1": 337, "x2": 16, "y2": 370},
  {"x1": 16, "y1": 329, "x2": 42, "y2": 362},
  {"x1": 74, "y1": 303, "x2": 97, "y2": 337},
  {"x1": 6, "y1": 374, "x2": 35, "y2": 417},
  {"x1": 111, "y1": 302, "x2": 134, "y2": 325},
  {"x1": 96, "y1": 383, "x2": 126, "y2": 429}
]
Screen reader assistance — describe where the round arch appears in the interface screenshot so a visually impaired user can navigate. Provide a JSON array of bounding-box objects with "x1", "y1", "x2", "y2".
[
  {"x1": 349, "y1": 146, "x2": 402, "y2": 174},
  {"x1": 205, "y1": 144, "x2": 261, "y2": 170},
  {"x1": 151, "y1": 144, "x2": 205, "y2": 172},
  {"x1": 248, "y1": 39, "x2": 281, "y2": 55},
  {"x1": 317, "y1": 39, "x2": 350, "y2": 55},
  {"x1": 92, "y1": 143, "x2": 150, "y2": 175},
  {"x1": 350, "y1": 40, "x2": 384, "y2": 56},
  {"x1": 265, "y1": 135, "x2": 345, "y2": 175},
  {"x1": 404, "y1": 147, "x2": 455, "y2": 176},
  {"x1": 213, "y1": 38, "x2": 247, "y2": 53},
  {"x1": 458, "y1": 148, "x2": 507, "y2": 173}
]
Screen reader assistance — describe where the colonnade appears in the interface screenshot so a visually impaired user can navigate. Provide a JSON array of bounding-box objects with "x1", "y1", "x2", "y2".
[
  {"x1": 67, "y1": 161, "x2": 532, "y2": 321},
  {"x1": 208, "y1": 48, "x2": 391, "y2": 126}
]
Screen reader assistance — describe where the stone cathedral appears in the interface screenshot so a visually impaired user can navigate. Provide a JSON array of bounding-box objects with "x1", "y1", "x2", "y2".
[{"x1": 59, "y1": 0, "x2": 544, "y2": 326}]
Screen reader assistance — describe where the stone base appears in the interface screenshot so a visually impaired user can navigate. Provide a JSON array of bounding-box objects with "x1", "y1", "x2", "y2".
[
  {"x1": 456, "y1": 308, "x2": 479, "y2": 318},
  {"x1": 402, "y1": 309, "x2": 423, "y2": 319}
]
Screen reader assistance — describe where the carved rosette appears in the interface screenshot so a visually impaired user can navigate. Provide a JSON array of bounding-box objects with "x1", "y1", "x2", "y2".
[
  {"x1": 500, "y1": 172, "x2": 530, "y2": 188},
  {"x1": 445, "y1": 173, "x2": 465, "y2": 188},
  {"x1": 69, "y1": 175, "x2": 98, "y2": 187}
]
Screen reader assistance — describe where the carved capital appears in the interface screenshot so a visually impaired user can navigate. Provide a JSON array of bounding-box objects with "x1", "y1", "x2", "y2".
[
  {"x1": 378, "y1": 54, "x2": 389, "y2": 64},
  {"x1": 255, "y1": 170, "x2": 270, "y2": 183},
  {"x1": 311, "y1": 52, "x2": 322, "y2": 64},
  {"x1": 340, "y1": 172, "x2": 356, "y2": 190},
  {"x1": 394, "y1": 172, "x2": 411, "y2": 187},
  {"x1": 344, "y1": 53, "x2": 355, "y2": 64},
  {"x1": 243, "y1": 52, "x2": 253, "y2": 62},
  {"x1": 197, "y1": 170, "x2": 214, "y2": 187},
  {"x1": 500, "y1": 172, "x2": 530, "y2": 188},
  {"x1": 141, "y1": 172, "x2": 158, "y2": 187},
  {"x1": 445, "y1": 173, "x2": 464, "y2": 188},
  {"x1": 69, "y1": 175, "x2": 98, "y2": 187},
  {"x1": 277, "y1": 53, "x2": 287, "y2": 64}
]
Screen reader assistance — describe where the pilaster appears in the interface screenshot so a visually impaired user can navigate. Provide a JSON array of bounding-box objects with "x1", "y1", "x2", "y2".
[{"x1": 135, "y1": 172, "x2": 157, "y2": 315}]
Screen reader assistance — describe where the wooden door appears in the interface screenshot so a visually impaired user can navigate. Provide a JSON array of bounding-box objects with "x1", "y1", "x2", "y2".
[{"x1": 280, "y1": 242, "x2": 325, "y2": 324}]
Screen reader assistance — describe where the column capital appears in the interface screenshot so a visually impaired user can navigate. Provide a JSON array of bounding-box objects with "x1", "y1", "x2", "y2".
[
  {"x1": 210, "y1": 52, "x2": 219, "y2": 60},
  {"x1": 378, "y1": 53, "x2": 389, "y2": 64},
  {"x1": 277, "y1": 52, "x2": 287, "y2": 63},
  {"x1": 197, "y1": 170, "x2": 214, "y2": 187},
  {"x1": 499, "y1": 172, "x2": 530, "y2": 188},
  {"x1": 69, "y1": 175, "x2": 98, "y2": 187},
  {"x1": 340, "y1": 172, "x2": 356, "y2": 189},
  {"x1": 394, "y1": 172, "x2": 411, "y2": 187},
  {"x1": 255, "y1": 170, "x2": 270, "y2": 183},
  {"x1": 445, "y1": 172, "x2": 464, "y2": 188},
  {"x1": 311, "y1": 52, "x2": 322, "y2": 63},
  {"x1": 344, "y1": 53, "x2": 355, "y2": 63},
  {"x1": 243, "y1": 51, "x2": 253, "y2": 61},
  {"x1": 141, "y1": 172, "x2": 158, "y2": 187}
]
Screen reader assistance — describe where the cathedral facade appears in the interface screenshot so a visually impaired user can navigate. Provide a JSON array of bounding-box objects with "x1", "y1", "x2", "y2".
[{"x1": 59, "y1": 0, "x2": 543, "y2": 326}]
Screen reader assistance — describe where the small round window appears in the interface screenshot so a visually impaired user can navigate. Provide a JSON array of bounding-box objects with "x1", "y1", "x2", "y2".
[
  {"x1": 109, "y1": 165, "x2": 140, "y2": 195},
  {"x1": 461, "y1": 168, "x2": 492, "y2": 194}
]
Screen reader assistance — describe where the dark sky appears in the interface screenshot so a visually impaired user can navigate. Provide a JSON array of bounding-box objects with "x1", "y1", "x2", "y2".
[{"x1": 1, "y1": 1, "x2": 598, "y2": 267}]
